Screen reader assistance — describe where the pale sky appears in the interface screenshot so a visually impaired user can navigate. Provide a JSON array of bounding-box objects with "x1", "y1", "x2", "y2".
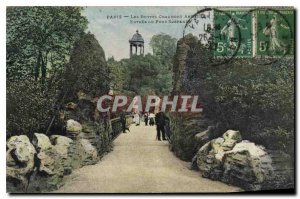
[{"x1": 82, "y1": 7, "x2": 211, "y2": 60}]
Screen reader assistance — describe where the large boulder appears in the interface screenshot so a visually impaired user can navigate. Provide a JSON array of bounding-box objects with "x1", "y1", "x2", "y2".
[
  {"x1": 32, "y1": 133, "x2": 59, "y2": 175},
  {"x1": 32, "y1": 133, "x2": 52, "y2": 151},
  {"x1": 27, "y1": 133, "x2": 64, "y2": 192},
  {"x1": 66, "y1": 119, "x2": 82, "y2": 135},
  {"x1": 6, "y1": 135, "x2": 36, "y2": 192},
  {"x1": 77, "y1": 139, "x2": 98, "y2": 166},
  {"x1": 194, "y1": 129, "x2": 209, "y2": 144},
  {"x1": 196, "y1": 130, "x2": 247, "y2": 181},
  {"x1": 223, "y1": 130, "x2": 242, "y2": 142},
  {"x1": 222, "y1": 141, "x2": 273, "y2": 190},
  {"x1": 224, "y1": 144, "x2": 294, "y2": 191},
  {"x1": 50, "y1": 135, "x2": 74, "y2": 175},
  {"x1": 196, "y1": 140, "x2": 224, "y2": 180},
  {"x1": 195, "y1": 129, "x2": 295, "y2": 191},
  {"x1": 79, "y1": 121, "x2": 112, "y2": 157}
]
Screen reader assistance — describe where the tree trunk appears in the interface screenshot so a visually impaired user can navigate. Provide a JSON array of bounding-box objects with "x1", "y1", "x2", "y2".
[
  {"x1": 41, "y1": 52, "x2": 47, "y2": 85},
  {"x1": 35, "y1": 52, "x2": 41, "y2": 81}
]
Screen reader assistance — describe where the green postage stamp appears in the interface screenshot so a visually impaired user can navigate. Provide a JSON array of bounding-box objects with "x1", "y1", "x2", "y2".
[
  {"x1": 256, "y1": 9, "x2": 294, "y2": 57},
  {"x1": 214, "y1": 8, "x2": 294, "y2": 58}
]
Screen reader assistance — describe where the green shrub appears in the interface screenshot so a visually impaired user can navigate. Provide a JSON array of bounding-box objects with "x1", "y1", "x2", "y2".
[
  {"x1": 61, "y1": 33, "x2": 110, "y2": 101},
  {"x1": 6, "y1": 80, "x2": 57, "y2": 138},
  {"x1": 171, "y1": 36, "x2": 295, "y2": 155}
]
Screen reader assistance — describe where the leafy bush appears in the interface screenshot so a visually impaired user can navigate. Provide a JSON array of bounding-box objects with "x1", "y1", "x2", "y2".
[
  {"x1": 6, "y1": 7, "x2": 88, "y2": 138},
  {"x1": 209, "y1": 59, "x2": 294, "y2": 154},
  {"x1": 6, "y1": 80, "x2": 58, "y2": 138},
  {"x1": 112, "y1": 54, "x2": 172, "y2": 96},
  {"x1": 171, "y1": 34, "x2": 295, "y2": 156},
  {"x1": 61, "y1": 33, "x2": 110, "y2": 101}
]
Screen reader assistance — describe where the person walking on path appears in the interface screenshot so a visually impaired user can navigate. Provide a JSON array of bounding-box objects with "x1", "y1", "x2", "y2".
[
  {"x1": 134, "y1": 112, "x2": 140, "y2": 126},
  {"x1": 120, "y1": 110, "x2": 130, "y2": 133},
  {"x1": 149, "y1": 112, "x2": 155, "y2": 126},
  {"x1": 144, "y1": 112, "x2": 149, "y2": 126},
  {"x1": 155, "y1": 111, "x2": 169, "y2": 141}
]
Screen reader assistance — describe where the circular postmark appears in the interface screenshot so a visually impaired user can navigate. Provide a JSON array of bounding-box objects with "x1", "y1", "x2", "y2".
[{"x1": 183, "y1": 8, "x2": 242, "y2": 66}]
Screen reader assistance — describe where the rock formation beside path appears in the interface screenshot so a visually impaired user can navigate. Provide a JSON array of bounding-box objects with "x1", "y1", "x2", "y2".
[
  {"x1": 7, "y1": 127, "x2": 102, "y2": 193},
  {"x1": 6, "y1": 135, "x2": 36, "y2": 192},
  {"x1": 195, "y1": 130, "x2": 294, "y2": 191}
]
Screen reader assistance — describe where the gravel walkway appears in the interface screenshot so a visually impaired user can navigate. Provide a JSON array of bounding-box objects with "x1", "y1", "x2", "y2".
[{"x1": 55, "y1": 124, "x2": 240, "y2": 193}]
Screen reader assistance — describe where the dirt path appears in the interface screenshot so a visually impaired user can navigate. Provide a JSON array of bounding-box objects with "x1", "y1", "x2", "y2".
[{"x1": 55, "y1": 124, "x2": 240, "y2": 193}]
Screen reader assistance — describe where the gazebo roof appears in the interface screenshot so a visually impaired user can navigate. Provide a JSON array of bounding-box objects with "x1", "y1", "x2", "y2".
[{"x1": 129, "y1": 30, "x2": 144, "y2": 44}]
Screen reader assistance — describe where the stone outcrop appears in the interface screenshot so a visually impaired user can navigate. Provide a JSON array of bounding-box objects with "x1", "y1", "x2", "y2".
[
  {"x1": 63, "y1": 98, "x2": 113, "y2": 157},
  {"x1": 66, "y1": 119, "x2": 82, "y2": 135},
  {"x1": 7, "y1": 96, "x2": 132, "y2": 193},
  {"x1": 195, "y1": 130, "x2": 294, "y2": 191},
  {"x1": 6, "y1": 131, "x2": 101, "y2": 193},
  {"x1": 28, "y1": 133, "x2": 65, "y2": 192},
  {"x1": 194, "y1": 129, "x2": 209, "y2": 144},
  {"x1": 222, "y1": 141, "x2": 273, "y2": 190},
  {"x1": 79, "y1": 121, "x2": 112, "y2": 157},
  {"x1": 196, "y1": 130, "x2": 241, "y2": 180},
  {"x1": 32, "y1": 133, "x2": 52, "y2": 151},
  {"x1": 50, "y1": 135, "x2": 74, "y2": 175},
  {"x1": 17, "y1": 132, "x2": 100, "y2": 193},
  {"x1": 6, "y1": 135, "x2": 36, "y2": 192},
  {"x1": 77, "y1": 138, "x2": 98, "y2": 165}
]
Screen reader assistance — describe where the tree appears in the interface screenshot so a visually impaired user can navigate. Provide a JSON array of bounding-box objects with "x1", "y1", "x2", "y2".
[
  {"x1": 6, "y1": 7, "x2": 88, "y2": 83},
  {"x1": 149, "y1": 33, "x2": 177, "y2": 69},
  {"x1": 107, "y1": 57, "x2": 127, "y2": 92},
  {"x1": 6, "y1": 80, "x2": 57, "y2": 138},
  {"x1": 122, "y1": 54, "x2": 172, "y2": 96},
  {"x1": 171, "y1": 32, "x2": 295, "y2": 156},
  {"x1": 6, "y1": 7, "x2": 88, "y2": 137},
  {"x1": 61, "y1": 33, "x2": 110, "y2": 101}
]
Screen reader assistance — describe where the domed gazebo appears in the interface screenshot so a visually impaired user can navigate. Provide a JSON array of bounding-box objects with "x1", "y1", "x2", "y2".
[{"x1": 129, "y1": 30, "x2": 144, "y2": 57}]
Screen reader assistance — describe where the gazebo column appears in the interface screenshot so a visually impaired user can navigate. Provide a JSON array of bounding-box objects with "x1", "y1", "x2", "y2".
[{"x1": 129, "y1": 30, "x2": 144, "y2": 58}]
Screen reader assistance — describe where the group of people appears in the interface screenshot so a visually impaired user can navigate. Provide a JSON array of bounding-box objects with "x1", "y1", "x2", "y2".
[
  {"x1": 104, "y1": 90, "x2": 169, "y2": 141},
  {"x1": 127, "y1": 111, "x2": 169, "y2": 141},
  {"x1": 143, "y1": 112, "x2": 155, "y2": 126},
  {"x1": 120, "y1": 111, "x2": 169, "y2": 141}
]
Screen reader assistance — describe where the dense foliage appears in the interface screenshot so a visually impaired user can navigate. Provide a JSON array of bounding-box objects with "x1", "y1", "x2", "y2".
[
  {"x1": 210, "y1": 59, "x2": 294, "y2": 154},
  {"x1": 61, "y1": 33, "x2": 110, "y2": 101},
  {"x1": 6, "y1": 80, "x2": 57, "y2": 138},
  {"x1": 6, "y1": 7, "x2": 88, "y2": 137},
  {"x1": 171, "y1": 34, "x2": 295, "y2": 158},
  {"x1": 108, "y1": 33, "x2": 176, "y2": 96},
  {"x1": 123, "y1": 54, "x2": 172, "y2": 96},
  {"x1": 107, "y1": 57, "x2": 127, "y2": 93},
  {"x1": 7, "y1": 7, "x2": 88, "y2": 82},
  {"x1": 149, "y1": 33, "x2": 177, "y2": 70}
]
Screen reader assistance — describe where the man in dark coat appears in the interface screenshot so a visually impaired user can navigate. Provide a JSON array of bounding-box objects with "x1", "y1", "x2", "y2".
[
  {"x1": 155, "y1": 111, "x2": 169, "y2": 141},
  {"x1": 144, "y1": 112, "x2": 149, "y2": 126},
  {"x1": 120, "y1": 110, "x2": 130, "y2": 133}
]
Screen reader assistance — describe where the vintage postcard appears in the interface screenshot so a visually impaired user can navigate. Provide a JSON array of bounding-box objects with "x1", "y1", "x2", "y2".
[{"x1": 6, "y1": 6, "x2": 295, "y2": 193}]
